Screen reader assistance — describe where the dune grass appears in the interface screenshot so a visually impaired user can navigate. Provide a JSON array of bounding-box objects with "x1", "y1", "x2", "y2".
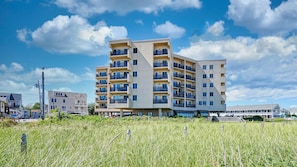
[{"x1": 1, "y1": 116, "x2": 297, "y2": 166}]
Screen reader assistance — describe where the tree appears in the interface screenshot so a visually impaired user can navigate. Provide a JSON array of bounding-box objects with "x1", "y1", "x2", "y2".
[
  {"x1": 32, "y1": 102, "x2": 41, "y2": 110},
  {"x1": 88, "y1": 103, "x2": 95, "y2": 115}
]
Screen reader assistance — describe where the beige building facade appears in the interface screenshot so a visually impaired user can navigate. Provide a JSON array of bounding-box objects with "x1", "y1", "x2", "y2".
[
  {"x1": 95, "y1": 38, "x2": 226, "y2": 117},
  {"x1": 48, "y1": 91, "x2": 88, "y2": 115}
]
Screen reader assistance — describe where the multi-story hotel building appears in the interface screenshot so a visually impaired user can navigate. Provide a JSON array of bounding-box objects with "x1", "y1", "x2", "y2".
[
  {"x1": 48, "y1": 91, "x2": 88, "y2": 115},
  {"x1": 95, "y1": 38, "x2": 226, "y2": 117}
]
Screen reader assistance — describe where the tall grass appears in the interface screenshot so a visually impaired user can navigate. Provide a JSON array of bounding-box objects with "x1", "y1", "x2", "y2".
[{"x1": 1, "y1": 116, "x2": 297, "y2": 166}]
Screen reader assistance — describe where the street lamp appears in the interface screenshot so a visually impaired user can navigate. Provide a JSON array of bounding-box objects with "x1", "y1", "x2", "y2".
[{"x1": 41, "y1": 67, "x2": 45, "y2": 120}]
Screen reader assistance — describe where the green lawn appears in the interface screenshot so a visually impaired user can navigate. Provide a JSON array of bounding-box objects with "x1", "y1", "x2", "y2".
[{"x1": 1, "y1": 116, "x2": 297, "y2": 166}]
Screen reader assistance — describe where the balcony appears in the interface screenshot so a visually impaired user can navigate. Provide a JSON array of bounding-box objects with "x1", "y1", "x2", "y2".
[
  {"x1": 173, "y1": 73, "x2": 184, "y2": 79},
  {"x1": 186, "y1": 104, "x2": 196, "y2": 108},
  {"x1": 154, "y1": 49, "x2": 168, "y2": 55},
  {"x1": 110, "y1": 49, "x2": 131, "y2": 59},
  {"x1": 153, "y1": 74, "x2": 168, "y2": 80},
  {"x1": 173, "y1": 83, "x2": 183, "y2": 88},
  {"x1": 110, "y1": 62, "x2": 131, "y2": 71},
  {"x1": 110, "y1": 86, "x2": 131, "y2": 94},
  {"x1": 173, "y1": 63, "x2": 184, "y2": 69},
  {"x1": 110, "y1": 74, "x2": 131, "y2": 82},
  {"x1": 173, "y1": 103, "x2": 184, "y2": 107},
  {"x1": 96, "y1": 89, "x2": 107, "y2": 94},
  {"x1": 153, "y1": 87, "x2": 168, "y2": 92},
  {"x1": 186, "y1": 84, "x2": 195, "y2": 90},
  {"x1": 173, "y1": 92, "x2": 184, "y2": 98},
  {"x1": 109, "y1": 98, "x2": 131, "y2": 108},
  {"x1": 186, "y1": 95, "x2": 196, "y2": 99},
  {"x1": 96, "y1": 81, "x2": 107, "y2": 86},
  {"x1": 153, "y1": 99, "x2": 168, "y2": 104},
  {"x1": 186, "y1": 66, "x2": 195, "y2": 72},
  {"x1": 186, "y1": 75, "x2": 195, "y2": 81},
  {"x1": 96, "y1": 97, "x2": 107, "y2": 102},
  {"x1": 96, "y1": 73, "x2": 107, "y2": 78},
  {"x1": 154, "y1": 62, "x2": 168, "y2": 68}
]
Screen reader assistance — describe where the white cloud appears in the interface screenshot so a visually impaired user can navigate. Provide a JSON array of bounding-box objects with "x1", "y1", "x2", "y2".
[
  {"x1": 53, "y1": 0, "x2": 202, "y2": 17},
  {"x1": 17, "y1": 15, "x2": 127, "y2": 56},
  {"x1": 207, "y1": 20, "x2": 224, "y2": 36},
  {"x1": 227, "y1": 0, "x2": 297, "y2": 35},
  {"x1": 153, "y1": 21, "x2": 186, "y2": 39},
  {"x1": 135, "y1": 19, "x2": 144, "y2": 25}
]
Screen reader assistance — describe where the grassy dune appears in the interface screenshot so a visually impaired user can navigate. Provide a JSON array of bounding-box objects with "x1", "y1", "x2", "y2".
[{"x1": 1, "y1": 116, "x2": 297, "y2": 166}]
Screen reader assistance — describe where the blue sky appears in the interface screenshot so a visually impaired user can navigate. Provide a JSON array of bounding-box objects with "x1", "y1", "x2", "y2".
[{"x1": 1, "y1": 0, "x2": 297, "y2": 108}]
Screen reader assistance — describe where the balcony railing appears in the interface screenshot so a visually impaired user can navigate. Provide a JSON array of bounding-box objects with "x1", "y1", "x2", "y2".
[
  {"x1": 110, "y1": 74, "x2": 128, "y2": 80},
  {"x1": 154, "y1": 49, "x2": 168, "y2": 55},
  {"x1": 173, "y1": 63, "x2": 184, "y2": 69},
  {"x1": 110, "y1": 62, "x2": 128, "y2": 68},
  {"x1": 173, "y1": 83, "x2": 182, "y2": 88},
  {"x1": 96, "y1": 73, "x2": 107, "y2": 77},
  {"x1": 153, "y1": 75, "x2": 168, "y2": 80},
  {"x1": 110, "y1": 87, "x2": 128, "y2": 92},
  {"x1": 186, "y1": 95, "x2": 196, "y2": 99},
  {"x1": 153, "y1": 99, "x2": 168, "y2": 104},
  {"x1": 173, "y1": 103, "x2": 184, "y2": 107},
  {"x1": 186, "y1": 75, "x2": 195, "y2": 81},
  {"x1": 110, "y1": 99, "x2": 128, "y2": 104},
  {"x1": 96, "y1": 89, "x2": 107, "y2": 93},
  {"x1": 110, "y1": 49, "x2": 128, "y2": 55},
  {"x1": 186, "y1": 104, "x2": 196, "y2": 108},
  {"x1": 186, "y1": 84, "x2": 195, "y2": 89},
  {"x1": 186, "y1": 66, "x2": 195, "y2": 72},
  {"x1": 154, "y1": 62, "x2": 168, "y2": 67},
  {"x1": 153, "y1": 87, "x2": 168, "y2": 91},
  {"x1": 96, "y1": 97, "x2": 107, "y2": 101},
  {"x1": 96, "y1": 81, "x2": 107, "y2": 85},
  {"x1": 173, "y1": 73, "x2": 184, "y2": 78},
  {"x1": 173, "y1": 92, "x2": 184, "y2": 97}
]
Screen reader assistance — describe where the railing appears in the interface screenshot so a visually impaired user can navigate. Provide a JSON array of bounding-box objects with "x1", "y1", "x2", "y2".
[
  {"x1": 110, "y1": 99, "x2": 127, "y2": 103},
  {"x1": 186, "y1": 75, "x2": 195, "y2": 81},
  {"x1": 173, "y1": 92, "x2": 184, "y2": 97},
  {"x1": 186, "y1": 104, "x2": 196, "y2": 108},
  {"x1": 96, "y1": 89, "x2": 107, "y2": 93},
  {"x1": 186, "y1": 95, "x2": 196, "y2": 99},
  {"x1": 173, "y1": 73, "x2": 184, "y2": 78},
  {"x1": 96, "y1": 81, "x2": 107, "y2": 85},
  {"x1": 173, "y1": 103, "x2": 184, "y2": 107},
  {"x1": 96, "y1": 74, "x2": 107, "y2": 77},
  {"x1": 154, "y1": 49, "x2": 168, "y2": 55},
  {"x1": 173, "y1": 63, "x2": 184, "y2": 69},
  {"x1": 154, "y1": 62, "x2": 168, "y2": 67},
  {"x1": 186, "y1": 84, "x2": 195, "y2": 89},
  {"x1": 110, "y1": 87, "x2": 128, "y2": 92},
  {"x1": 96, "y1": 97, "x2": 107, "y2": 101},
  {"x1": 186, "y1": 66, "x2": 195, "y2": 72},
  {"x1": 153, "y1": 75, "x2": 168, "y2": 79},
  {"x1": 153, "y1": 99, "x2": 168, "y2": 104},
  {"x1": 110, "y1": 62, "x2": 128, "y2": 68},
  {"x1": 153, "y1": 87, "x2": 168, "y2": 91},
  {"x1": 110, "y1": 49, "x2": 128, "y2": 55},
  {"x1": 110, "y1": 74, "x2": 128, "y2": 80},
  {"x1": 173, "y1": 83, "x2": 182, "y2": 88}
]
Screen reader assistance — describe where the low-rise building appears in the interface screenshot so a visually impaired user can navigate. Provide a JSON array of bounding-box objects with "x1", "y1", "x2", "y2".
[
  {"x1": 48, "y1": 91, "x2": 88, "y2": 115},
  {"x1": 220, "y1": 104, "x2": 281, "y2": 119},
  {"x1": 0, "y1": 93, "x2": 22, "y2": 115}
]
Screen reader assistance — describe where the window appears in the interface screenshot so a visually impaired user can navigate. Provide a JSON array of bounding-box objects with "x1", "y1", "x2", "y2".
[
  {"x1": 210, "y1": 74, "x2": 213, "y2": 78},
  {"x1": 133, "y1": 95, "x2": 137, "y2": 101},
  {"x1": 210, "y1": 101, "x2": 214, "y2": 105},
  {"x1": 133, "y1": 71, "x2": 137, "y2": 77},
  {"x1": 133, "y1": 83, "x2": 137, "y2": 89},
  {"x1": 210, "y1": 65, "x2": 214, "y2": 69},
  {"x1": 203, "y1": 92, "x2": 207, "y2": 96},
  {"x1": 138, "y1": 112, "x2": 142, "y2": 116},
  {"x1": 203, "y1": 83, "x2": 207, "y2": 87},
  {"x1": 203, "y1": 74, "x2": 207, "y2": 78},
  {"x1": 133, "y1": 60, "x2": 137, "y2": 65},
  {"x1": 210, "y1": 92, "x2": 213, "y2": 96},
  {"x1": 210, "y1": 83, "x2": 214, "y2": 87},
  {"x1": 199, "y1": 101, "x2": 202, "y2": 105},
  {"x1": 202, "y1": 65, "x2": 206, "y2": 70},
  {"x1": 203, "y1": 101, "x2": 207, "y2": 105},
  {"x1": 63, "y1": 99, "x2": 66, "y2": 103},
  {"x1": 133, "y1": 48, "x2": 137, "y2": 53}
]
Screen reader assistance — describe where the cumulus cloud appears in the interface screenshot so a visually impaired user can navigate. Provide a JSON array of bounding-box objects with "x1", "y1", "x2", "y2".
[
  {"x1": 227, "y1": 0, "x2": 297, "y2": 35},
  {"x1": 17, "y1": 15, "x2": 127, "y2": 56},
  {"x1": 153, "y1": 21, "x2": 186, "y2": 39},
  {"x1": 53, "y1": 0, "x2": 202, "y2": 17},
  {"x1": 207, "y1": 20, "x2": 224, "y2": 36}
]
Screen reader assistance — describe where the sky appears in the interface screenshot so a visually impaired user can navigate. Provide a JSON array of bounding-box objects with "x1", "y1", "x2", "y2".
[{"x1": 1, "y1": 0, "x2": 297, "y2": 109}]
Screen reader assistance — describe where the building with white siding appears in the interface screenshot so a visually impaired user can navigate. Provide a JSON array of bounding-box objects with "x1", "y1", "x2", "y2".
[
  {"x1": 48, "y1": 91, "x2": 88, "y2": 115},
  {"x1": 95, "y1": 38, "x2": 226, "y2": 117}
]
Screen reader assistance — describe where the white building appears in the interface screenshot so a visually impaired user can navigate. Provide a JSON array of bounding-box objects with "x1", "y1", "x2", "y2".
[
  {"x1": 221, "y1": 104, "x2": 281, "y2": 119},
  {"x1": 95, "y1": 38, "x2": 226, "y2": 117},
  {"x1": 48, "y1": 91, "x2": 88, "y2": 115},
  {"x1": 0, "y1": 93, "x2": 22, "y2": 113}
]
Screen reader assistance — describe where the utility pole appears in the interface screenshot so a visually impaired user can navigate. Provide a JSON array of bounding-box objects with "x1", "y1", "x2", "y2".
[{"x1": 42, "y1": 67, "x2": 45, "y2": 120}]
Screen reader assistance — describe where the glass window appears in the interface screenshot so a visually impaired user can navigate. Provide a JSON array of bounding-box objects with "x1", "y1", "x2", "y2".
[
  {"x1": 203, "y1": 101, "x2": 206, "y2": 105},
  {"x1": 133, "y1": 83, "x2": 137, "y2": 89},
  {"x1": 210, "y1": 101, "x2": 214, "y2": 105},
  {"x1": 210, "y1": 65, "x2": 214, "y2": 69},
  {"x1": 203, "y1": 92, "x2": 207, "y2": 96},
  {"x1": 198, "y1": 101, "x2": 202, "y2": 105},
  {"x1": 210, "y1": 83, "x2": 214, "y2": 87},
  {"x1": 138, "y1": 112, "x2": 142, "y2": 116},
  {"x1": 133, "y1": 71, "x2": 137, "y2": 77},
  {"x1": 203, "y1": 83, "x2": 207, "y2": 87},
  {"x1": 133, "y1": 48, "x2": 137, "y2": 53},
  {"x1": 210, "y1": 92, "x2": 213, "y2": 96},
  {"x1": 133, "y1": 60, "x2": 137, "y2": 65},
  {"x1": 202, "y1": 65, "x2": 206, "y2": 70},
  {"x1": 133, "y1": 95, "x2": 137, "y2": 101},
  {"x1": 210, "y1": 74, "x2": 213, "y2": 78},
  {"x1": 203, "y1": 74, "x2": 207, "y2": 78}
]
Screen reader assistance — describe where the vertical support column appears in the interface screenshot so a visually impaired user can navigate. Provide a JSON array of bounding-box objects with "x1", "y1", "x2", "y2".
[
  {"x1": 158, "y1": 108, "x2": 162, "y2": 117},
  {"x1": 120, "y1": 109, "x2": 123, "y2": 117}
]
